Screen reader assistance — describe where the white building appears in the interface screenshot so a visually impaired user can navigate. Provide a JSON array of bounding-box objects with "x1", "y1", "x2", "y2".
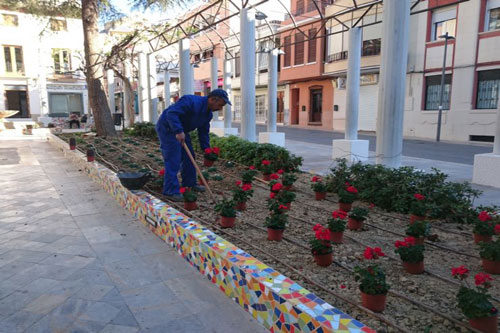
[{"x1": 0, "y1": 10, "x2": 88, "y2": 123}]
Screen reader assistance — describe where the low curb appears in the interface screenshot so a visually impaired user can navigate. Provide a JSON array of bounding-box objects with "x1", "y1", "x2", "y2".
[{"x1": 48, "y1": 133, "x2": 374, "y2": 333}]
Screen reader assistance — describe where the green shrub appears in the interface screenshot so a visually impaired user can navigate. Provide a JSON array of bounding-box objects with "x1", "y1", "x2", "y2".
[{"x1": 124, "y1": 122, "x2": 158, "y2": 139}]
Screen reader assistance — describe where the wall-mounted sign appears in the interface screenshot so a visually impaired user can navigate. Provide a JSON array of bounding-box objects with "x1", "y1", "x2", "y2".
[
  {"x1": 47, "y1": 84, "x2": 86, "y2": 90},
  {"x1": 360, "y1": 74, "x2": 379, "y2": 86}
]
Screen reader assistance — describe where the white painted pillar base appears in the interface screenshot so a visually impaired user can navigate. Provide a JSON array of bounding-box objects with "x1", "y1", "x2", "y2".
[
  {"x1": 473, "y1": 153, "x2": 500, "y2": 188},
  {"x1": 259, "y1": 132, "x2": 285, "y2": 147},
  {"x1": 210, "y1": 127, "x2": 239, "y2": 137},
  {"x1": 332, "y1": 139, "x2": 369, "y2": 162}
]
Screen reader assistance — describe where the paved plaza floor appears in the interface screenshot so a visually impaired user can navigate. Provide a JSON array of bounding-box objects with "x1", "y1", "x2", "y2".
[{"x1": 0, "y1": 140, "x2": 267, "y2": 333}]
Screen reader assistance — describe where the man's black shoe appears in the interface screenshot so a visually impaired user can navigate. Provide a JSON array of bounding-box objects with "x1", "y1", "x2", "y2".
[
  {"x1": 192, "y1": 185, "x2": 206, "y2": 192},
  {"x1": 165, "y1": 194, "x2": 183, "y2": 202}
]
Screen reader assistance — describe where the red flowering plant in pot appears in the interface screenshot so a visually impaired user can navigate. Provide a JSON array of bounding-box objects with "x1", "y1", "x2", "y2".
[
  {"x1": 215, "y1": 199, "x2": 237, "y2": 228},
  {"x1": 452, "y1": 266, "x2": 498, "y2": 333},
  {"x1": 311, "y1": 176, "x2": 327, "y2": 201},
  {"x1": 241, "y1": 166, "x2": 258, "y2": 184},
  {"x1": 405, "y1": 220, "x2": 430, "y2": 245},
  {"x1": 338, "y1": 185, "x2": 358, "y2": 212},
  {"x1": 473, "y1": 211, "x2": 497, "y2": 244},
  {"x1": 310, "y1": 224, "x2": 333, "y2": 267},
  {"x1": 264, "y1": 200, "x2": 289, "y2": 241},
  {"x1": 348, "y1": 207, "x2": 369, "y2": 231},
  {"x1": 354, "y1": 247, "x2": 390, "y2": 313},
  {"x1": 232, "y1": 181, "x2": 253, "y2": 211},
  {"x1": 394, "y1": 236, "x2": 425, "y2": 274},
  {"x1": 260, "y1": 160, "x2": 274, "y2": 180},
  {"x1": 281, "y1": 172, "x2": 297, "y2": 191},
  {"x1": 409, "y1": 193, "x2": 428, "y2": 224},
  {"x1": 203, "y1": 147, "x2": 220, "y2": 166},
  {"x1": 327, "y1": 210, "x2": 347, "y2": 244},
  {"x1": 479, "y1": 237, "x2": 500, "y2": 274},
  {"x1": 180, "y1": 187, "x2": 198, "y2": 211}
]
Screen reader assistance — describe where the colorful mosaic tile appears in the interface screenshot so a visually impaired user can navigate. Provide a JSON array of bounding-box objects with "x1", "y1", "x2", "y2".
[{"x1": 49, "y1": 134, "x2": 374, "y2": 333}]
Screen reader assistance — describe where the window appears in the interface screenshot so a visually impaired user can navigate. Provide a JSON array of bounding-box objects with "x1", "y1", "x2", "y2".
[
  {"x1": 431, "y1": 8, "x2": 456, "y2": 41},
  {"x1": 476, "y1": 69, "x2": 500, "y2": 109},
  {"x1": 233, "y1": 95, "x2": 241, "y2": 121},
  {"x1": 294, "y1": 33, "x2": 305, "y2": 65},
  {"x1": 48, "y1": 93, "x2": 83, "y2": 117},
  {"x1": 486, "y1": 0, "x2": 500, "y2": 31},
  {"x1": 235, "y1": 52, "x2": 240, "y2": 77},
  {"x1": 307, "y1": 0, "x2": 316, "y2": 12},
  {"x1": 52, "y1": 49, "x2": 71, "y2": 74},
  {"x1": 296, "y1": 0, "x2": 304, "y2": 16},
  {"x1": 3, "y1": 45, "x2": 23, "y2": 74},
  {"x1": 256, "y1": 95, "x2": 266, "y2": 122},
  {"x1": 1, "y1": 14, "x2": 18, "y2": 26},
  {"x1": 362, "y1": 38, "x2": 381, "y2": 56},
  {"x1": 425, "y1": 75, "x2": 451, "y2": 110},
  {"x1": 50, "y1": 18, "x2": 67, "y2": 31},
  {"x1": 284, "y1": 36, "x2": 291, "y2": 67},
  {"x1": 308, "y1": 28, "x2": 317, "y2": 63},
  {"x1": 258, "y1": 41, "x2": 269, "y2": 71}
]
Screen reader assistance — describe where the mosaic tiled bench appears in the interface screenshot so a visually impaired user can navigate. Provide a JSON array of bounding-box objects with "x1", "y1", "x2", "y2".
[{"x1": 48, "y1": 133, "x2": 374, "y2": 333}]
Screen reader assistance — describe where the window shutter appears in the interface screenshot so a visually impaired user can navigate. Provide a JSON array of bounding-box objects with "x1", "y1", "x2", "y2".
[
  {"x1": 295, "y1": 33, "x2": 305, "y2": 65},
  {"x1": 308, "y1": 28, "x2": 317, "y2": 63},
  {"x1": 284, "y1": 36, "x2": 291, "y2": 67}
]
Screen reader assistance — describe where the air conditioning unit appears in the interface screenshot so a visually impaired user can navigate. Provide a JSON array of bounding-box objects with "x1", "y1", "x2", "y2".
[{"x1": 336, "y1": 77, "x2": 346, "y2": 90}]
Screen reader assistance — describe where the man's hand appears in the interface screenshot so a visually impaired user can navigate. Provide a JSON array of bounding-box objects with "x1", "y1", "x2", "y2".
[{"x1": 176, "y1": 132, "x2": 186, "y2": 145}]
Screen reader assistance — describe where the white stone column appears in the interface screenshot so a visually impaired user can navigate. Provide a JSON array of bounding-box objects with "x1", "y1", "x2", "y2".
[
  {"x1": 163, "y1": 70, "x2": 170, "y2": 109},
  {"x1": 123, "y1": 60, "x2": 132, "y2": 127},
  {"x1": 332, "y1": 27, "x2": 369, "y2": 161},
  {"x1": 240, "y1": 7, "x2": 256, "y2": 142},
  {"x1": 107, "y1": 69, "x2": 115, "y2": 114},
  {"x1": 211, "y1": 59, "x2": 239, "y2": 137},
  {"x1": 473, "y1": 101, "x2": 500, "y2": 188},
  {"x1": 138, "y1": 52, "x2": 150, "y2": 122},
  {"x1": 147, "y1": 53, "x2": 158, "y2": 124},
  {"x1": 259, "y1": 49, "x2": 285, "y2": 147},
  {"x1": 375, "y1": 0, "x2": 410, "y2": 168},
  {"x1": 179, "y1": 39, "x2": 193, "y2": 96}
]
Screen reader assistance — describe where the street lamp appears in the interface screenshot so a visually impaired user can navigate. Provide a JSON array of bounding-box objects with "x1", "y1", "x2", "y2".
[{"x1": 436, "y1": 32, "x2": 455, "y2": 142}]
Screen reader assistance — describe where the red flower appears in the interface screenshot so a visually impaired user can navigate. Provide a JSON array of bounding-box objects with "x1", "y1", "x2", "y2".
[
  {"x1": 364, "y1": 247, "x2": 385, "y2": 260},
  {"x1": 313, "y1": 223, "x2": 322, "y2": 232},
  {"x1": 270, "y1": 192, "x2": 276, "y2": 199},
  {"x1": 478, "y1": 211, "x2": 492, "y2": 222},
  {"x1": 451, "y1": 265, "x2": 469, "y2": 278},
  {"x1": 404, "y1": 236, "x2": 416, "y2": 246},
  {"x1": 179, "y1": 187, "x2": 187, "y2": 194},
  {"x1": 364, "y1": 247, "x2": 374, "y2": 260},
  {"x1": 340, "y1": 284, "x2": 346, "y2": 289},
  {"x1": 277, "y1": 169, "x2": 284, "y2": 174},
  {"x1": 394, "y1": 240, "x2": 407, "y2": 249},
  {"x1": 159, "y1": 168, "x2": 165, "y2": 176},
  {"x1": 332, "y1": 210, "x2": 347, "y2": 219},
  {"x1": 249, "y1": 165, "x2": 255, "y2": 170},
  {"x1": 495, "y1": 224, "x2": 500, "y2": 235},
  {"x1": 235, "y1": 180, "x2": 242, "y2": 186},
  {"x1": 270, "y1": 173, "x2": 279, "y2": 180},
  {"x1": 475, "y1": 273, "x2": 493, "y2": 287},
  {"x1": 271, "y1": 183, "x2": 283, "y2": 192},
  {"x1": 204, "y1": 148, "x2": 212, "y2": 154},
  {"x1": 212, "y1": 147, "x2": 220, "y2": 155},
  {"x1": 373, "y1": 247, "x2": 385, "y2": 257},
  {"x1": 242, "y1": 184, "x2": 252, "y2": 191},
  {"x1": 369, "y1": 203, "x2": 375, "y2": 208},
  {"x1": 262, "y1": 160, "x2": 270, "y2": 165},
  {"x1": 414, "y1": 193, "x2": 425, "y2": 201},
  {"x1": 346, "y1": 186, "x2": 358, "y2": 194},
  {"x1": 314, "y1": 225, "x2": 331, "y2": 241},
  {"x1": 311, "y1": 176, "x2": 320, "y2": 182},
  {"x1": 278, "y1": 204, "x2": 289, "y2": 210}
]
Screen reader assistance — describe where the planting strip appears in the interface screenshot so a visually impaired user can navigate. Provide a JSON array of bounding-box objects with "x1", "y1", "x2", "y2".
[{"x1": 49, "y1": 133, "x2": 374, "y2": 333}]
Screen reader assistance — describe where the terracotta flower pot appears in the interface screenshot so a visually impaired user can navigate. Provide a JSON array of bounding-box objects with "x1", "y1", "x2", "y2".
[
  {"x1": 482, "y1": 259, "x2": 500, "y2": 274},
  {"x1": 267, "y1": 228, "x2": 284, "y2": 241},
  {"x1": 474, "y1": 233, "x2": 492, "y2": 244},
  {"x1": 315, "y1": 192, "x2": 326, "y2": 201},
  {"x1": 235, "y1": 201, "x2": 247, "y2": 211},
  {"x1": 361, "y1": 292, "x2": 387, "y2": 313},
  {"x1": 87, "y1": 155, "x2": 95, "y2": 162},
  {"x1": 347, "y1": 218, "x2": 363, "y2": 231},
  {"x1": 313, "y1": 253, "x2": 333, "y2": 267},
  {"x1": 402, "y1": 261, "x2": 425, "y2": 274},
  {"x1": 338, "y1": 202, "x2": 352, "y2": 212},
  {"x1": 330, "y1": 231, "x2": 344, "y2": 244},
  {"x1": 468, "y1": 314, "x2": 498, "y2": 333},
  {"x1": 184, "y1": 201, "x2": 197, "y2": 211},
  {"x1": 413, "y1": 237, "x2": 425, "y2": 245},
  {"x1": 263, "y1": 173, "x2": 271, "y2": 181},
  {"x1": 203, "y1": 159, "x2": 214, "y2": 167},
  {"x1": 410, "y1": 214, "x2": 425, "y2": 225},
  {"x1": 220, "y1": 216, "x2": 236, "y2": 228}
]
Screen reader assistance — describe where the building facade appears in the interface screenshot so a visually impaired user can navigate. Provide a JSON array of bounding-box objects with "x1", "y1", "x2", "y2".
[{"x1": 0, "y1": 9, "x2": 88, "y2": 121}]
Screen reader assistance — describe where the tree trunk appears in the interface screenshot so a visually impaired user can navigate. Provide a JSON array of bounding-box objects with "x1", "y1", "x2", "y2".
[
  {"x1": 114, "y1": 69, "x2": 135, "y2": 126},
  {"x1": 81, "y1": 0, "x2": 117, "y2": 137}
]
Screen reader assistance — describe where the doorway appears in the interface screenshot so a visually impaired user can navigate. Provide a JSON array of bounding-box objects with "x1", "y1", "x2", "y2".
[
  {"x1": 6, "y1": 90, "x2": 29, "y2": 118},
  {"x1": 309, "y1": 87, "x2": 322, "y2": 123},
  {"x1": 291, "y1": 88, "x2": 299, "y2": 125}
]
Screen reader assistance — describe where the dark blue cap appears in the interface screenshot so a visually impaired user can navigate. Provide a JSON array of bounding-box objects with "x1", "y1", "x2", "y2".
[{"x1": 208, "y1": 89, "x2": 232, "y2": 106}]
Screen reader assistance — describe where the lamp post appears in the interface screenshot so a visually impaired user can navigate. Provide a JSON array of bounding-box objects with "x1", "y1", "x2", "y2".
[{"x1": 436, "y1": 32, "x2": 455, "y2": 142}]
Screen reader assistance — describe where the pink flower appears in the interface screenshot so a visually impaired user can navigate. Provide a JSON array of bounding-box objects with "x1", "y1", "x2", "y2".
[
  {"x1": 242, "y1": 184, "x2": 252, "y2": 191},
  {"x1": 270, "y1": 173, "x2": 279, "y2": 180},
  {"x1": 311, "y1": 176, "x2": 320, "y2": 182},
  {"x1": 346, "y1": 186, "x2": 358, "y2": 194},
  {"x1": 204, "y1": 148, "x2": 212, "y2": 154},
  {"x1": 277, "y1": 169, "x2": 284, "y2": 174},
  {"x1": 271, "y1": 183, "x2": 283, "y2": 192},
  {"x1": 414, "y1": 193, "x2": 425, "y2": 201},
  {"x1": 212, "y1": 147, "x2": 220, "y2": 155},
  {"x1": 479, "y1": 211, "x2": 492, "y2": 222},
  {"x1": 451, "y1": 265, "x2": 469, "y2": 278},
  {"x1": 262, "y1": 160, "x2": 270, "y2": 166},
  {"x1": 249, "y1": 166, "x2": 255, "y2": 170},
  {"x1": 475, "y1": 272, "x2": 493, "y2": 287},
  {"x1": 179, "y1": 187, "x2": 187, "y2": 194},
  {"x1": 158, "y1": 168, "x2": 165, "y2": 176},
  {"x1": 235, "y1": 180, "x2": 242, "y2": 186},
  {"x1": 270, "y1": 192, "x2": 276, "y2": 199}
]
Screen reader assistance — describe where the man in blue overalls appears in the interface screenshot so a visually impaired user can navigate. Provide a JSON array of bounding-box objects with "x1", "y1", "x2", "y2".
[{"x1": 156, "y1": 89, "x2": 230, "y2": 201}]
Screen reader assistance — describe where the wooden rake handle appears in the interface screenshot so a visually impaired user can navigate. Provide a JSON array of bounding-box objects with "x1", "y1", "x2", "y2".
[{"x1": 182, "y1": 142, "x2": 216, "y2": 203}]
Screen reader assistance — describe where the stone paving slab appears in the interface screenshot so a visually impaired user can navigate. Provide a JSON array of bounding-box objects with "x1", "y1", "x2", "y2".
[{"x1": 0, "y1": 140, "x2": 267, "y2": 333}]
